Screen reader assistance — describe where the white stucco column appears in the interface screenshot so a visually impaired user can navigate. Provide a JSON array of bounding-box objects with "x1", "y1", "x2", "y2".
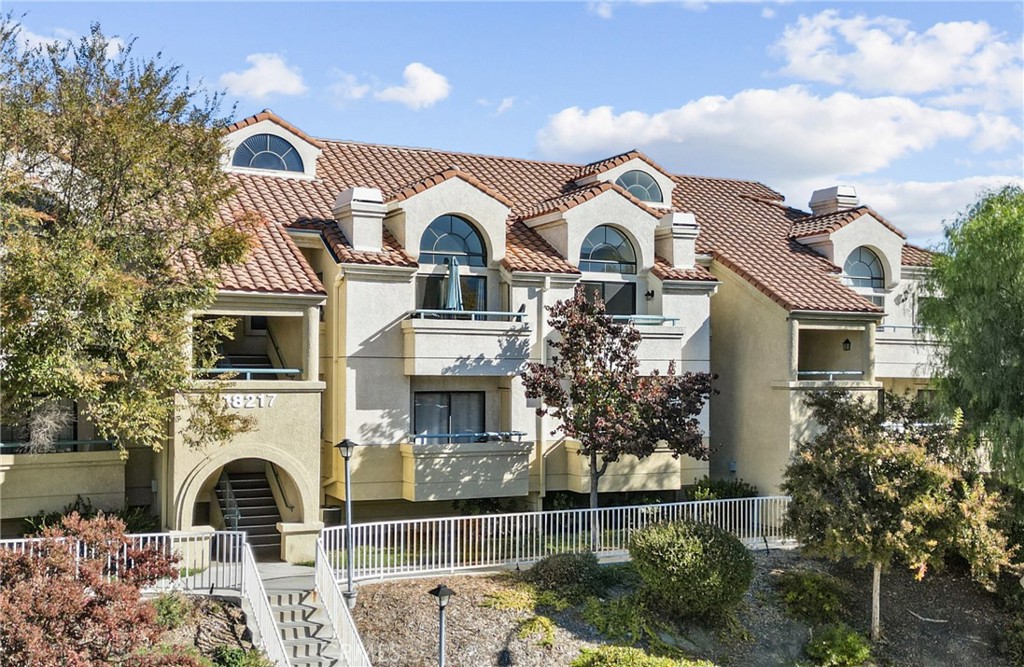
[
  {"x1": 863, "y1": 321, "x2": 876, "y2": 383},
  {"x1": 302, "y1": 305, "x2": 319, "y2": 381},
  {"x1": 788, "y1": 318, "x2": 800, "y2": 381}
]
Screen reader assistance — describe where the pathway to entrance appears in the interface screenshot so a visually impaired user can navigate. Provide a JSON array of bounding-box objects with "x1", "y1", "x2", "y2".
[{"x1": 257, "y1": 562, "x2": 344, "y2": 667}]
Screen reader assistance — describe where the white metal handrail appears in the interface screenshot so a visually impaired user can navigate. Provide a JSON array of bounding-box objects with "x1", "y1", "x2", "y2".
[
  {"x1": 609, "y1": 314, "x2": 679, "y2": 325},
  {"x1": 320, "y1": 496, "x2": 791, "y2": 585},
  {"x1": 797, "y1": 370, "x2": 865, "y2": 381},
  {"x1": 241, "y1": 542, "x2": 291, "y2": 667},
  {"x1": 410, "y1": 431, "x2": 527, "y2": 444},
  {"x1": 316, "y1": 539, "x2": 373, "y2": 667},
  {"x1": 409, "y1": 309, "x2": 527, "y2": 322}
]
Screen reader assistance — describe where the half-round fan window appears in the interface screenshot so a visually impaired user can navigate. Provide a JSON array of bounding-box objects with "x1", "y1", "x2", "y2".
[
  {"x1": 580, "y1": 225, "x2": 637, "y2": 274},
  {"x1": 419, "y1": 215, "x2": 487, "y2": 267},
  {"x1": 843, "y1": 246, "x2": 885, "y2": 288},
  {"x1": 232, "y1": 134, "x2": 304, "y2": 172},
  {"x1": 614, "y1": 170, "x2": 663, "y2": 203}
]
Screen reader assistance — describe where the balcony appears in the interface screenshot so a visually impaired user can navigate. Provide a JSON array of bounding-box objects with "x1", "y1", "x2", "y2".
[
  {"x1": 875, "y1": 324, "x2": 936, "y2": 380},
  {"x1": 624, "y1": 316, "x2": 687, "y2": 368},
  {"x1": 399, "y1": 431, "x2": 532, "y2": 502},
  {"x1": 401, "y1": 310, "x2": 532, "y2": 376},
  {"x1": 0, "y1": 441, "x2": 125, "y2": 520}
]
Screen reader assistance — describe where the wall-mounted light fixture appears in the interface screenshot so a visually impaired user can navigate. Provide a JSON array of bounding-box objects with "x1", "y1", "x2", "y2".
[
  {"x1": 842, "y1": 338, "x2": 852, "y2": 352},
  {"x1": 644, "y1": 290, "x2": 655, "y2": 301}
]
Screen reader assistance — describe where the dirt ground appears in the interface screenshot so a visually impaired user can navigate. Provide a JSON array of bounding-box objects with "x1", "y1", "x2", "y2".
[
  {"x1": 160, "y1": 595, "x2": 254, "y2": 657},
  {"x1": 350, "y1": 548, "x2": 1014, "y2": 667}
]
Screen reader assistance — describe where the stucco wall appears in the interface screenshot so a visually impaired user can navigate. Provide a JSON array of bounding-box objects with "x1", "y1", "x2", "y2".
[
  {"x1": 0, "y1": 451, "x2": 126, "y2": 520},
  {"x1": 708, "y1": 265, "x2": 794, "y2": 494}
]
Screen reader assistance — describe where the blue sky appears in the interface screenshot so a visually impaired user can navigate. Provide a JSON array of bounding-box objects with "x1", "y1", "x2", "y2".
[{"x1": 9, "y1": 1, "x2": 1023, "y2": 246}]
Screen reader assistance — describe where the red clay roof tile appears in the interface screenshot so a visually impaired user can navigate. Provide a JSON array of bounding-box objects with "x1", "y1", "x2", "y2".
[
  {"x1": 902, "y1": 243, "x2": 934, "y2": 267},
  {"x1": 218, "y1": 116, "x2": 913, "y2": 313}
]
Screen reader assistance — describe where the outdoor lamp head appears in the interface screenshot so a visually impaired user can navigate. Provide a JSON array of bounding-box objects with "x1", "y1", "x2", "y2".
[
  {"x1": 335, "y1": 438, "x2": 357, "y2": 459},
  {"x1": 842, "y1": 338, "x2": 852, "y2": 352},
  {"x1": 428, "y1": 584, "x2": 455, "y2": 609}
]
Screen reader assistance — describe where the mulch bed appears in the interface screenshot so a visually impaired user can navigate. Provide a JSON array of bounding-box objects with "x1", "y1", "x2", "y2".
[{"x1": 350, "y1": 549, "x2": 1015, "y2": 667}]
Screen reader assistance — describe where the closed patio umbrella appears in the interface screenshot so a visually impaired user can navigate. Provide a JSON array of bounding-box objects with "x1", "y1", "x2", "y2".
[{"x1": 444, "y1": 257, "x2": 464, "y2": 312}]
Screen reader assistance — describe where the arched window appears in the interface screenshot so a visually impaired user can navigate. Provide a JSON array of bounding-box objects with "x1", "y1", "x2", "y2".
[
  {"x1": 232, "y1": 134, "x2": 304, "y2": 172},
  {"x1": 579, "y1": 225, "x2": 637, "y2": 274},
  {"x1": 419, "y1": 214, "x2": 487, "y2": 267},
  {"x1": 843, "y1": 247, "x2": 884, "y2": 288},
  {"x1": 615, "y1": 170, "x2": 663, "y2": 203}
]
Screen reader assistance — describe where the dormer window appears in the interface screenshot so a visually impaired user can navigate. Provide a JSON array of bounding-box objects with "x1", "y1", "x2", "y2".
[
  {"x1": 232, "y1": 133, "x2": 304, "y2": 172},
  {"x1": 842, "y1": 247, "x2": 884, "y2": 288},
  {"x1": 615, "y1": 170, "x2": 662, "y2": 203},
  {"x1": 580, "y1": 225, "x2": 637, "y2": 274}
]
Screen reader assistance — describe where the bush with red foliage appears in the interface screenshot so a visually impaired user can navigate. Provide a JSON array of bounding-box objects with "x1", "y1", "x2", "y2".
[{"x1": 0, "y1": 512, "x2": 190, "y2": 667}]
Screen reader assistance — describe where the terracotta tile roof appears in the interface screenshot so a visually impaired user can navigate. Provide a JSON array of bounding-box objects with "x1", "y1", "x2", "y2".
[
  {"x1": 289, "y1": 218, "x2": 417, "y2": 268},
  {"x1": 574, "y1": 149, "x2": 674, "y2": 181},
  {"x1": 902, "y1": 243, "x2": 934, "y2": 267},
  {"x1": 216, "y1": 212, "x2": 326, "y2": 296},
  {"x1": 651, "y1": 257, "x2": 717, "y2": 282},
  {"x1": 673, "y1": 177, "x2": 882, "y2": 313},
  {"x1": 225, "y1": 109, "x2": 327, "y2": 149},
  {"x1": 220, "y1": 115, "x2": 908, "y2": 313},
  {"x1": 503, "y1": 221, "x2": 579, "y2": 274},
  {"x1": 387, "y1": 166, "x2": 516, "y2": 208},
  {"x1": 518, "y1": 181, "x2": 664, "y2": 220},
  {"x1": 789, "y1": 206, "x2": 907, "y2": 240}
]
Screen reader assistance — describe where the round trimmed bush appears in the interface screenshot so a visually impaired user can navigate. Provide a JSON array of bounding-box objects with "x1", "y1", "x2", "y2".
[
  {"x1": 524, "y1": 551, "x2": 603, "y2": 601},
  {"x1": 628, "y1": 520, "x2": 754, "y2": 617}
]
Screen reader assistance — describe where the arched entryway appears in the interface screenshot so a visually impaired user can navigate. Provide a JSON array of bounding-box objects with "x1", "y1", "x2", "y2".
[{"x1": 174, "y1": 445, "x2": 320, "y2": 562}]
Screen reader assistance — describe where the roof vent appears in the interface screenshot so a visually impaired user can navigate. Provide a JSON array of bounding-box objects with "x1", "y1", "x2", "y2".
[{"x1": 809, "y1": 185, "x2": 859, "y2": 216}]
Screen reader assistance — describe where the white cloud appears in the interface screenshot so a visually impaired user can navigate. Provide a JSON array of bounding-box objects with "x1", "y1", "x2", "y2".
[
  {"x1": 536, "y1": 86, "x2": 987, "y2": 182},
  {"x1": 329, "y1": 70, "x2": 370, "y2": 103},
  {"x1": 774, "y1": 10, "x2": 1024, "y2": 111},
  {"x1": 18, "y1": 27, "x2": 122, "y2": 60},
  {"x1": 849, "y1": 175, "x2": 1024, "y2": 246},
  {"x1": 220, "y1": 53, "x2": 307, "y2": 100},
  {"x1": 588, "y1": 2, "x2": 614, "y2": 19},
  {"x1": 374, "y1": 63, "x2": 451, "y2": 110},
  {"x1": 761, "y1": 7, "x2": 776, "y2": 20},
  {"x1": 496, "y1": 96, "x2": 516, "y2": 115}
]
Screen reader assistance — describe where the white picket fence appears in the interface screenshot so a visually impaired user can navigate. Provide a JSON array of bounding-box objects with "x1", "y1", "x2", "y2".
[
  {"x1": 315, "y1": 539, "x2": 373, "y2": 667},
  {"x1": 320, "y1": 495, "x2": 791, "y2": 584},
  {"x1": 241, "y1": 540, "x2": 292, "y2": 667}
]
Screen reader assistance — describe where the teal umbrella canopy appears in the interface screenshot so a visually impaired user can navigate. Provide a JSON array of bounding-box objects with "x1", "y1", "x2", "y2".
[{"x1": 444, "y1": 257, "x2": 464, "y2": 311}]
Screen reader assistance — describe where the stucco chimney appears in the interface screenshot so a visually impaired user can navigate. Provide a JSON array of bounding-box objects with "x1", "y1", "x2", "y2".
[
  {"x1": 333, "y1": 187, "x2": 385, "y2": 252},
  {"x1": 655, "y1": 211, "x2": 700, "y2": 269},
  {"x1": 809, "y1": 185, "x2": 859, "y2": 216}
]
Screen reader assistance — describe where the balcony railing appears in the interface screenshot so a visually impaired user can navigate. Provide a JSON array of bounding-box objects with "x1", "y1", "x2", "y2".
[
  {"x1": 796, "y1": 370, "x2": 865, "y2": 381},
  {"x1": 410, "y1": 431, "x2": 527, "y2": 445},
  {"x1": 610, "y1": 314, "x2": 679, "y2": 325},
  {"x1": 196, "y1": 367, "x2": 302, "y2": 381},
  {"x1": 0, "y1": 440, "x2": 116, "y2": 454},
  {"x1": 408, "y1": 309, "x2": 527, "y2": 323}
]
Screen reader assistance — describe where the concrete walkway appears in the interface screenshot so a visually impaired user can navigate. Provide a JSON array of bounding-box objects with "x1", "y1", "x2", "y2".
[{"x1": 256, "y1": 561, "x2": 343, "y2": 667}]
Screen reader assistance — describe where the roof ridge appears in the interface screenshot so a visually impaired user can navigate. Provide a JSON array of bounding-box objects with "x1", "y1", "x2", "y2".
[
  {"x1": 317, "y1": 137, "x2": 582, "y2": 169},
  {"x1": 225, "y1": 109, "x2": 327, "y2": 149}
]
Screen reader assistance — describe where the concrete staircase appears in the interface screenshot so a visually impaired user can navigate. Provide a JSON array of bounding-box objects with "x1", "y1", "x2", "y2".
[
  {"x1": 269, "y1": 589, "x2": 343, "y2": 667},
  {"x1": 217, "y1": 472, "x2": 282, "y2": 560}
]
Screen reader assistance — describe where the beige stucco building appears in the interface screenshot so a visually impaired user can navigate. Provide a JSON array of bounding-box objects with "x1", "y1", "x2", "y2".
[{"x1": 0, "y1": 112, "x2": 935, "y2": 560}]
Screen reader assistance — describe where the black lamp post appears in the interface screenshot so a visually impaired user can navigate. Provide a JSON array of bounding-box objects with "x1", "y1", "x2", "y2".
[
  {"x1": 428, "y1": 584, "x2": 456, "y2": 667},
  {"x1": 335, "y1": 438, "x2": 358, "y2": 608}
]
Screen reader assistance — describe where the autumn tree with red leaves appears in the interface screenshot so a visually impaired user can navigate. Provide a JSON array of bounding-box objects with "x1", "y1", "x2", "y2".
[
  {"x1": 0, "y1": 513, "x2": 199, "y2": 667},
  {"x1": 522, "y1": 285, "x2": 714, "y2": 509}
]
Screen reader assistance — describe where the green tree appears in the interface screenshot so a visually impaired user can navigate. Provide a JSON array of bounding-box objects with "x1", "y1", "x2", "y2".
[
  {"x1": 0, "y1": 21, "x2": 255, "y2": 453},
  {"x1": 521, "y1": 285, "x2": 713, "y2": 509},
  {"x1": 782, "y1": 390, "x2": 1009, "y2": 641},
  {"x1": 918, "y1": 185, "x2": 1024, "y2": 484}
]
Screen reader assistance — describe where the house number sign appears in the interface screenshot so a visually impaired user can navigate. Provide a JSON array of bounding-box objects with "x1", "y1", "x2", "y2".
[{"x1": 222, "y1": 394, "x2": 277, "y2": 409}]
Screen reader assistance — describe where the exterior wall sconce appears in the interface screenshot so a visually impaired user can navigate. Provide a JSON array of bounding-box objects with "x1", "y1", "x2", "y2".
[
  {"x1": 842, "y1": 338, "x2": 852, "y2": 351},
  {"x1": 645, "y1": 290, "x2": 655, "y2": 301}
]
